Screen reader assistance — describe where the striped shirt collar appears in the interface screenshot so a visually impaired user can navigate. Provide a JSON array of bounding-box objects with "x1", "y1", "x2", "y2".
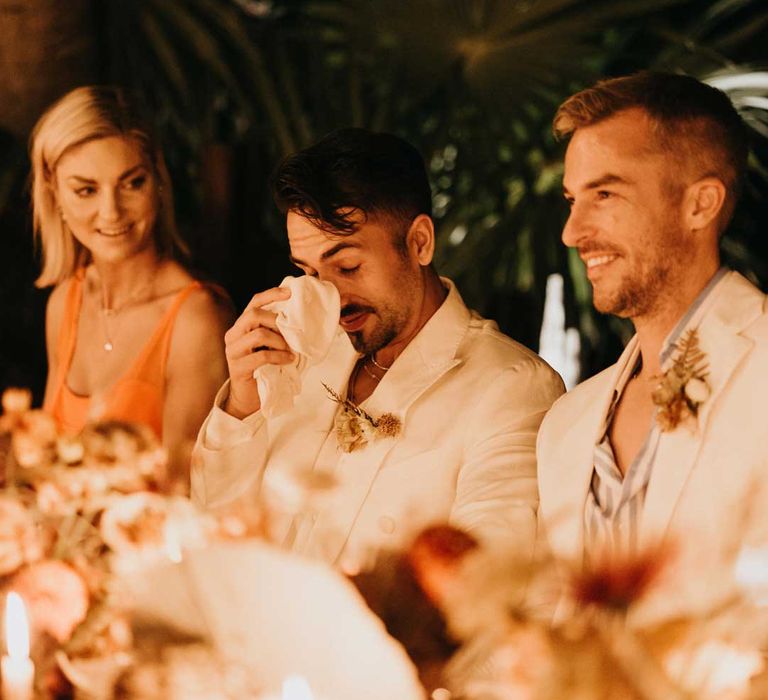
[{"x1": 659, "y1": 266, "x2": 729, "y2": 367}]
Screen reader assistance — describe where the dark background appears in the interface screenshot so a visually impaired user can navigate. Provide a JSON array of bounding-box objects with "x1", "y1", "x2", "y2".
[{"x1": 1, "y1": 0, "x2": 766, "y2": 402}]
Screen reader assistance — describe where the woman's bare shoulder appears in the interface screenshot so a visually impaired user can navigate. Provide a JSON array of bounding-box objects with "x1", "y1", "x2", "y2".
[
  {"x1": 158, "y1": 262, "x2": 230, "y2": 321},
  {"x1": 169, "y1": 266, "x2": 234, "y2": 347},
  {"x1": 165, "y1": 282, "x2": 233, "y2": 384},
  {"x1": 182, "y1": 284, "x2": 234, "y2": 330},
  {"x1": 45, "y1": 276, "x2": 76, "y2": 336}
]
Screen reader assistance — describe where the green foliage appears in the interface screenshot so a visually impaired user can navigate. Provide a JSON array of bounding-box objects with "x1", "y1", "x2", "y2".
[{"x1": 1, "y1": 0, "x2": 767, "y2": 388}]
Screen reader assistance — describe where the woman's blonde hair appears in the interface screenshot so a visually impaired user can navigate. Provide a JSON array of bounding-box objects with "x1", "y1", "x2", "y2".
[{"x1": 30, "y1": 85, "x2": 189, "y2": 288}]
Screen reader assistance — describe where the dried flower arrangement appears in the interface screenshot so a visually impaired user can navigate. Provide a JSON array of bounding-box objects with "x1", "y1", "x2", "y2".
[
  {"x1": 355, "y1": 525, "x2": 768, "y2": 700},
  {"x1": 0, "y1": 388, "x2": 253, "y2": 698},
  {"x1": 323, "y1": 383, "x2": 401, "y2": 452},
  {"x1": 652, "y1": 328, "x2": 711, "y2": 432}
]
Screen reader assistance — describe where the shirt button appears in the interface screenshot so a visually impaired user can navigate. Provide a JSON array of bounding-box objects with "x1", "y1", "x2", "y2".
[{"x1": 378, "y1": 516, "x2": 396, "y2": 534}]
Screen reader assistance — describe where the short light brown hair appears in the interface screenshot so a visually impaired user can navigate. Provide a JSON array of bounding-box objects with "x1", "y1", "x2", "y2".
[
  {"x1": 30, "y1": 86, "x2": 188, "y2": 287},
  {"x1": 554, "y1": 71, "x2": 749, "y2": 231}
]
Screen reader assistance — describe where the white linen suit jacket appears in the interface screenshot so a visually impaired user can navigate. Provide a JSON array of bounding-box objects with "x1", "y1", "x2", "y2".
[
  {"x1": 192, "y1": 281, "x2": 564, "y2": 566},
  {"x1": 537, "y1": 272, "x2": 768, "y2": 624}
]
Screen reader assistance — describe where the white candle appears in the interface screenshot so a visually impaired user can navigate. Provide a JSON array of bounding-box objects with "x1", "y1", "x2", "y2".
[{"x1": 2, "y1": 592, "x2": 34, "y2": 700}]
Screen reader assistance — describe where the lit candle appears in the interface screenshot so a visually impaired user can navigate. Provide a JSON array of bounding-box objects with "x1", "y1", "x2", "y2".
[{"x1": 2, "y1": 592, "x2": 34, "y2": 700}]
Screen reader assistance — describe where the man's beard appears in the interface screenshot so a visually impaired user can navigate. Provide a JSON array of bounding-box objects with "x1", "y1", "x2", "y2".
[
  {"x1": 594, "y1": 263, "x2": 672, "y2": 319},
  {"x1": 341, "y1": 303, "x2": 406, "y2": 355},
  {"x1": 592, "y1": 224, "x2": 691, "y2": 319}
]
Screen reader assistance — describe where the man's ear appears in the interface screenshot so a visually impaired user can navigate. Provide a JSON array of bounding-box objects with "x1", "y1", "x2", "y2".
[
  {"x1": 406, "y1": 214, "x2": 435, "y2": 266},
  {"x1": 684, "y1": 176, "x2": 727, "y2": 233}
]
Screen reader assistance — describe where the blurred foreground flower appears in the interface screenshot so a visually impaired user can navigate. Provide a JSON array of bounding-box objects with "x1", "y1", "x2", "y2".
[
  {"x1": 570, "y1": 544, "x2": 671, "y2": 613},
  {"x1": 114, "y1": 642, "x2": 261, "y2": 699},
  {"x1": 10, "y1": 559, "x2": 89, "y2": 642},
  {"x1": 0, "y1": 496, "x2": 43, "y2": 574},
  {"x1": 1, "y1": 387, "x2": 32, "y2": 416},
  {"x1": 263, "y1": 466, "x2": 338, "y2": 516},
  {"x1": 11, "y1": 410, "x2": 58, "y2": 468},
  {"x1": 407, "y1": 525, "x2": 479, "y2": 606},
  {"x1": 0, "y1": 391, "x2": 253, "y2": 676},
  {"x1": 735, "y1": 545, "x2": 768, "y2": 603},
  {"x1": 665, "y1": 641, "x2": 763, "y2": 698}
]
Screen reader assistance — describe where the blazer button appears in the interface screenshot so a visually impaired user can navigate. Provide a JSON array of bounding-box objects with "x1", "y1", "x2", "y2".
[{"x1": 378, "y1": 516, "x2": 396, "y2": 534}]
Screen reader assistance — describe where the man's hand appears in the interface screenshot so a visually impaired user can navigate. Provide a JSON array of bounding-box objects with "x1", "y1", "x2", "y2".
[{"x1": 223, "y1": 286, "x2": 295, "y2": 419}]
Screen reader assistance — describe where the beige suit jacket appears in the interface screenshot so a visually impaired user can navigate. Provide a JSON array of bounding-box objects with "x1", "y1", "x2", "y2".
[
  {"x1": 192, "y1": 280, "x2": 564, "y2": 567},
  {"x1": 537, "y1": 271, "x2": 768, "y2": 625}
]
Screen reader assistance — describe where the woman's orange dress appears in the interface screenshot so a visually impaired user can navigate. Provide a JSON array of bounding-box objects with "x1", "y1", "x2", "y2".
[{"x1": 44, "y1": 270, "x2": 201, "y2": 438}]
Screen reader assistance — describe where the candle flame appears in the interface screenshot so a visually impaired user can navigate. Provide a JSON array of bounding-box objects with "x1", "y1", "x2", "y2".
[
  {"x1": 282, "y1": 675, "x2": 314, "y2": 700},
  {"x1": 4, "y1": 593, "x2": 30, "y2": 659}
]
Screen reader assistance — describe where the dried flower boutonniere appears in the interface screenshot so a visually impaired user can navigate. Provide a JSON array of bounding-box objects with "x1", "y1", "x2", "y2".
[
  {"x1": 322, "y1": 383, "x2": 401, "y2": 453},
  {"x1": 651, "y1": 328, "x2": 711, "y2": 432}
]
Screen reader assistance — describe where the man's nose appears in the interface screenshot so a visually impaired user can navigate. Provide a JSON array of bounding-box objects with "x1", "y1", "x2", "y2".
[{"x1": 561, "y1": 202, "x2": 589, "y2": 248}]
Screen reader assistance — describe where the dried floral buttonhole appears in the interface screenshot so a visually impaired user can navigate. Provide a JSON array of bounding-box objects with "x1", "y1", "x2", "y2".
[
  {"x1": 651, "y1": 328, "x2": 711, "y2": 432},
  {"x1": 323, "y1": 383, "x2": 401, "y2": 453}
]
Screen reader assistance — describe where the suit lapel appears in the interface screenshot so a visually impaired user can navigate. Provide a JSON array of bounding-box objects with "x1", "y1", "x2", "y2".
[
  {"x1": 641, "y1": 273, "x2": 760, "y2": 546},
  {"x1": 541, "y1": 338, "x2": 639, "y2": 562},
  {"x1": 308, "y1": 280, "x2": 469, "y2": 565}
]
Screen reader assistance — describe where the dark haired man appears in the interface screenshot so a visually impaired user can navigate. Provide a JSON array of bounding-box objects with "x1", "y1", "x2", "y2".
[
  {"x1": 192, "y1": 128, "x2": 563, "y2": 569},
  {"x1": 537, "y1": 72, "x2": 768, "y2": 623}
]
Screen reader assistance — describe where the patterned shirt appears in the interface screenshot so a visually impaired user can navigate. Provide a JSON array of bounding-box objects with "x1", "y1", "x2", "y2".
[{"x1": 584, "y1": 268, "x2": 729, "y2": 558}]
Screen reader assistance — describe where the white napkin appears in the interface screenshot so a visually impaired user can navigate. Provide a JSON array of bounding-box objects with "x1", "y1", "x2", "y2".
[{"x1": 254, "y1": 275, "x2": 340, "y2": 418}]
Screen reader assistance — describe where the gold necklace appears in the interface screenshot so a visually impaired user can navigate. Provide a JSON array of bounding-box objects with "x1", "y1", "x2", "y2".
[
  {"x1": 100, "y1": 307, "x2": 117, "y2": 353},
  {"x1": 361, "y1": 361, "x2": 384, "y2": 382},
  {"x1": 369, "y1": 353, "x2": 392, "y2": 371},
  {"x1": 97, "y1": 276, "x2": 156, "y2": 353}
]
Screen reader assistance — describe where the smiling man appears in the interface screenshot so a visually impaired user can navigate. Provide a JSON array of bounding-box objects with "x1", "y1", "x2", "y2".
[
  {"x1": 536, "y1": 72, "x2": 768, "y2": 624},
  {"x1": 191, "y1": 128, "x2": 563, "y2": 569}
]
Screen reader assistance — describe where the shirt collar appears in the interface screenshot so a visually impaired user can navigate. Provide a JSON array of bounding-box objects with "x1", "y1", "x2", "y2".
[
  {"x1": 395, "y1": 276, "x2": 472, "y2": 369},
  {"x1": 659, "y1": 266, "x2": 729, "y2": 367}
]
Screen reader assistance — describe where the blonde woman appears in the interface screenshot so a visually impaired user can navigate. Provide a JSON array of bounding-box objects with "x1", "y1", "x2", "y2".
[{"x1": 31, "y1": 86, "x2": 232, "y2": 489}]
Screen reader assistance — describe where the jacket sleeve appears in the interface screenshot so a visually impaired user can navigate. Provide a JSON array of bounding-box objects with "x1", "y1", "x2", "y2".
[
  {"x1": 450, "y1": 360, "x2": 565, "y2": 557},
  {"x1": 190, "y1": 379, "x2": 269, "y2": 510}
]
